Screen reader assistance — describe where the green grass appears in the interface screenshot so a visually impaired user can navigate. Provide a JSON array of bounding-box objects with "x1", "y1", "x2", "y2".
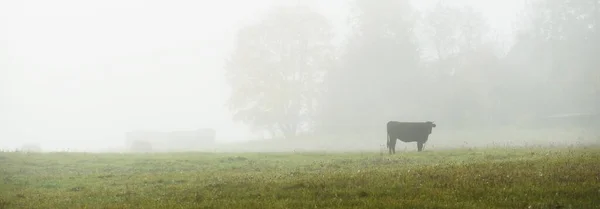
[{"x1": 1, "y1": 147, "x2": 599, "y2": 209}]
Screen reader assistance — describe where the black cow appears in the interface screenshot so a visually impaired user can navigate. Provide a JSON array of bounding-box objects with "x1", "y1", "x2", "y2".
[{"x1": 386, "y1": 121, "x2": 437, "y2": 154}]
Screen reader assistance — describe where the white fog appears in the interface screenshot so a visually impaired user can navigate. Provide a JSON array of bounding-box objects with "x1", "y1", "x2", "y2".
[{"x1": 1, "y1": 0, "x2": 597, "y2": 152}]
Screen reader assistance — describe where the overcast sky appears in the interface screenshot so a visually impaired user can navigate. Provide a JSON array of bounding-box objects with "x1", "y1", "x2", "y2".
[{"x1": 0, "y1": 0, "x2": 524, "y2": 151}]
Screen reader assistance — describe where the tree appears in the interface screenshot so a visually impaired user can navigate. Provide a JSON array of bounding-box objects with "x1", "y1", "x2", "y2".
[
  {"x1": 422, "y1": 2, "x2": 463, "y2": 62},
  {"x1": 316, "y1": 0, "x2": 421, "y2": 135},
  {"x1": 510, "y1": 0, "x2": 600, "y2": 116},
  {"x1": 423, "y1": 3, "x2": 490, "y2": 64},
  {"x1": 420, "y1": 3, "x2": 499, "y2": 127},
  {"x1": 225, "y1": 5, "x2": 334, "y2": 139}
]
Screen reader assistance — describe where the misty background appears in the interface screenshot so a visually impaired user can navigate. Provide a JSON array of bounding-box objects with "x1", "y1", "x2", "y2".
[{"x1": 1, "y1": 0, "x2": 598, "y2": 152}]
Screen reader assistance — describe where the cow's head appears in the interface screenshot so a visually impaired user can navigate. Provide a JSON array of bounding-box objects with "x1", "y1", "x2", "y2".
[{"x1": 425, "y1": 121, "x2": 436, "y2": 134}]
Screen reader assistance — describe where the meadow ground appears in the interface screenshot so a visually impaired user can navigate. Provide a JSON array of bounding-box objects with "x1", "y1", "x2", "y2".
[{"x1": 0, "y1": 146, "x2": 599, "y2": 209}]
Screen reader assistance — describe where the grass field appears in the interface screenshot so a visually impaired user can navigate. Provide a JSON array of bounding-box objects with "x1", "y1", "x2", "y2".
[{"x1": 1, "y1": 146, "x2": 599, "y2": 209}]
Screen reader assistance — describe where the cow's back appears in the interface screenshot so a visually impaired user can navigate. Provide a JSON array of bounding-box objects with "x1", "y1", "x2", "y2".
[{"x1": 387, "y1": 121, "x2": 433, "y2": 141}]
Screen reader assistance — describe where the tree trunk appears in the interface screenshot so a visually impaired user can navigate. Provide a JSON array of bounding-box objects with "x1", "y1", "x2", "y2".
[{"x1": 278, "y1": 122, "x2": 297, "y2": 139}]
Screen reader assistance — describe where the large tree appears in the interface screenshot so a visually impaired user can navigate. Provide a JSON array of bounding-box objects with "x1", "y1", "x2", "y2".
[
  {"x1": 225, "y1": 5, "x2": 334, "y2": 139},
  {"x1": 421, "y1": 3, "x2": 500, "y2": 127},
  {"x1": 316, "y1": 0, "x2": 421, "y2": 135},
  {"x1": 508, "y1": 0, "x2": 600, "y2": 116}
]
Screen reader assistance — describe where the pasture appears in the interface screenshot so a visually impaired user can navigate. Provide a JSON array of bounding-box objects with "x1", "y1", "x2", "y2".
[{"x1": 1, "y1": 146, "x2": 599, "y2": 209}]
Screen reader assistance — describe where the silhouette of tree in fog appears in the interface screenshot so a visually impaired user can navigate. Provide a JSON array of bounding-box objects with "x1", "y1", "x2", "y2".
[
  {"x1": 225, "y1": 5, "x2": 335, "y2": 139},
  {"x1": 421, "y1": 3, "x2": 500, "y2": 127},
  {"x1": 508, "y1": 0, "x2": 600, "y2": 117},
  {"x1": 224, "y1": 0, "x2": 599, "y2": 139},
  {"x1": 316, "y1": 0, "x2": 422, "y2": 136}
]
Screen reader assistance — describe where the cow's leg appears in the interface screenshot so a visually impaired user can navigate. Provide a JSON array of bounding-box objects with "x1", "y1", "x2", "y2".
[
  {"x1": 417, "y1": 141, "x2": 424, "y2": 152},
  {"x1": 386, "y1": 132, "x2": 392, "y2": 155},
  {"x1": 388, "y1": 139, "x2": 396, "y2": 155}
]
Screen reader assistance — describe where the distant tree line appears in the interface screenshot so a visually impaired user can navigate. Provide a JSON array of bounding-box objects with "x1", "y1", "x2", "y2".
[{"x1": 224, "y1": 0, "x2": 600, "y2": 139}]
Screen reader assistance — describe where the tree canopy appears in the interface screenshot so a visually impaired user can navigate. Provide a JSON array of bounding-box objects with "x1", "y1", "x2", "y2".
[
  {"x1": 224, "y1": 0, "x2": 600, "y2": 139},
  {"x1": 225, "y1": 5, "x2": 334, "y2": 139}
]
